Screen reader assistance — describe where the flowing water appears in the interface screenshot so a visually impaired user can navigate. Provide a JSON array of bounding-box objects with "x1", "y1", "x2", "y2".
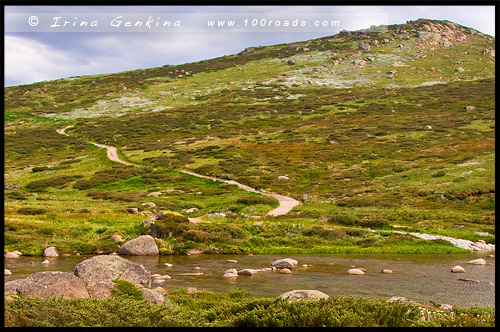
[{"x1": 4, "y1": 253, "x2": 495, "y2": 307}]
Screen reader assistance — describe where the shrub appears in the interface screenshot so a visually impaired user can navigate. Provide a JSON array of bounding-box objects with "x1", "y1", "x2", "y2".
[
  {"x1": 26, "y1": 175, "x2": 83, "y2": 190},
  {"x1": 237, "y1": 195, "x2": 278, "y2": 206},
  {"x1": 17, "y1": 207, "x2": 47, "y2": 215},
  {"x1": 328, "y1": 212, "x2": 358, "y2": 225},
  {"x1": 111, "y1": 280, "x2": 144, "y2": 301}
]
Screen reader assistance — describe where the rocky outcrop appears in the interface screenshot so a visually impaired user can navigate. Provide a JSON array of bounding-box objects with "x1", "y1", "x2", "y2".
[
  {"x1": 409, "y1": 233, "x2": 495, "y2": 251},
  {"x1": 357, "y1": 41, "x2": 371, "y2": 52},
  {"x1": 43, "y1": 247, "x2": 59, "y2": 257},
  {"x1": 279, "y1": 290, "x2": 329, "y2": 302},
  {"x1": 118, "y1": 235, "x2": 159, "y2": 256},
  {"x1": 271, "y1": 258, "x2": 298, "y2": 269},
  {"x1": 17, "y1": 271, "x2": 90, "y2": 299},
  {"x1": 74, "y1": 255, "x2": 151, "y2": 298}
]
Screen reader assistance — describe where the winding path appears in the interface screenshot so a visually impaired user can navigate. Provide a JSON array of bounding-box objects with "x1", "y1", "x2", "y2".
[
  {"x1": 180, "y1": 170, "x2": 301, "y2": 216},
  {"x1": 56, "y1": 126, "x2": 299, "y2": 216}
]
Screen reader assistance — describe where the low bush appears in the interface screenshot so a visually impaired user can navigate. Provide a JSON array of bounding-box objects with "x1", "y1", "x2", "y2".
[
  {"x1": 26, "y1": 175, "x2": 83, "y2": 190},
  {"x1": 237, "y1": 195, "x2": 278, "y2": 206},
  {"x1": 17, "y1": 207, "x2": 47, "y2": 215}
]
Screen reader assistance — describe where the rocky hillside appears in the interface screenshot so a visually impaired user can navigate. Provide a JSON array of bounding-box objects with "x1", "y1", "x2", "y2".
[{"x1": 4, "y1": 19, "x2": 495, "y2": 255}]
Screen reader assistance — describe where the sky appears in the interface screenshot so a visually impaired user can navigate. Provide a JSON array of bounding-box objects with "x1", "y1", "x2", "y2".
[{"x1": 4, "y1": 5, "x2": 496, "y2": 87}]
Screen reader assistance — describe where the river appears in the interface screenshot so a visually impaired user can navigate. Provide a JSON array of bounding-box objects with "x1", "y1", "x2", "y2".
[{"x1": 4, "y1": 252, "x2": 495, "y2": 307}]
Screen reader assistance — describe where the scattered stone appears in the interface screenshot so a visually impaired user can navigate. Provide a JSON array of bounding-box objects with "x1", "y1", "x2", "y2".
[
  {"x1": 423, "y1": 125, "x2": 432, "y2": 130},
  {"x1": 238, "y1": 47, "x2": 255, "y2": 56},
  {"x1": 110, "y1": 235, "x2": 125, "y2": 242},
  {"x1": 141, "y1": 287, "x2": 166, "y2": 305},
  {"x1": 396, "y1": 25, "x2": 405, "y2": 34},
  {"x1": 43, "y1": 247, "x2": 59, "y2": 257},
  {"x1": 126, "y1": 207, "x2": 139, "y2": 214},
  {"x1": 256, "y1": 268, "x2": 272, "y2": 272},
  {"x1": 353, "y1": 59, "x2": 367, "y2": 67},
  {"x1": 271, "y1": 258, "x2": 298, "y2": 270},
  {"x1": 18, "y1": 271, "x2": 90, "y2": 299},
  {"x1": 238, "y1": 269, "x2": 258, "y2": 276},
  {"x1": 194, "y1": 267, "x2": 201, "y2": 270},
  {"x1": 141, "y1": 202, "x2": 156, "y2": 208},
  {"x1": 359, "y1": 268, "x2": 367, "y2": 272},
  {"x1": 455, "y1": 67, "x2": 465, "y2": 72},
  {"x1": 74, "y1": 255, "x2": 151, "y2": 298},
  {"x1": 381, "y1": 269, "x2": 393, "y2": 274},
  {"x1": 302, "y1": 264, "x2": 309, "y2": 267},
  {"x1": 488, "y1": 255, "x2": 494, "y2": 258},
  {"x1": 227, "y1": 259, "x2": 238, "y2": 263},
  {"x1": 41, "y1": 260, "x2": 50, "y2": 265},
  {"x1": 147, "y1": 192, "x2": 162, "y2": 197},
  {"x1": 5, "y1": 269, "x2": 12, "y2": 276},
  {"x1": 348, "y1": 268, "x2": 365, "y2": 275},
  {"x1": 279, "y1": 268, "x2": 292, "y2": 274},
  {"x1": 441, "y1": 304, "x2": 454, "y2": 311},
  {"x1": 142, "y1": 219, "x2": 153, "y2": 228},
  {"x1": 357, "y1": 41, "x2": 371, "y2": 52},
  {"x1": 467, "y1": 258, "x2": 486, "y2": 265},
  {"x1": 278, "y1": 175, "x2": 290, "y2": 180},
  {"x1": 177, "y1": 273, "x2": 204, "y2": 276},
  {"x1": 61, "y1": 253, "x2": 71, "y2": 257},
  {"x1": 5, "y1": 252, "x2": 20, "y2": 259},
  {"x1": 368, "y1": 39, "x2": 379, "y2": 46},
  {"x1": 13, "y1": 251, "x2": 22, "y2": 256},
  {"x1": 75, "y1": 253, "x2": 80, "y2": 256},
  {"x1": 459, "y1": 278, "x2": 479, "y2": 283},
  {"x1": 451, "y1": 266, "x2": 465, "y2": 273},
  {"x1": 187, "y1": 287, "x2": 198, "y2": 294},
  {"x1": 488, "y1": 282, "x2": 494, "y2": 286},
  {"x1": 287, "y1": 60, "x2": 295, "y2": 65},
  {"x1": 185, "y1": 207, "x2": 198, "y2": 213},
  {"x1": 225, "y1": 268, "x2": 238, "y2": 274},
  {"x1": 280, "y1": 290, "x2": 329, "y2": 302},
  {"x1": 165, "y1": 263, "x2": 174, "y2": 267},
  {"x1": 118, "y1": 235, "x2": 159, "y2": 256}
]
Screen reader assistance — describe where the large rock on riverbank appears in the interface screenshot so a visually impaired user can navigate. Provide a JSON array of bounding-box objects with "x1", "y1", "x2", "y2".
[
  {"x1": 17, "y1": 271, "x2": 90, "y2": 299},
  {"x1": 74, "y1": 255, "x2": 151, "y2": 298},
  {"x1": 118, "y1": 235, "x2": 159, "y2": 255},
  {"x1": 279, "y1": 290, "x2": 330, "y2": 302}
]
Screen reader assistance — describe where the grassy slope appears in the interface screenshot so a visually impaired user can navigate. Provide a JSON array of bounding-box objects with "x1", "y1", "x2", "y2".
[{"x1": 4, "y1": 19, "x2": 495, "y2": 255}]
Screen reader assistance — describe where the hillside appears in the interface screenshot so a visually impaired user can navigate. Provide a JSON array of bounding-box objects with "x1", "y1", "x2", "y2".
[{"x1": 4, "y1": 19, "x2": 495, "y2": 256}]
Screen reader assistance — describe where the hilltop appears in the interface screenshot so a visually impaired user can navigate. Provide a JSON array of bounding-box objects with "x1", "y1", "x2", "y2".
[{"x1": 4, "y1": 19, "x2": 495, "y2": 256}]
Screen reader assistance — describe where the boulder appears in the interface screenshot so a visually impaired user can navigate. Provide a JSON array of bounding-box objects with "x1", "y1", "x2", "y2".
[
  {"x1": 5, "y1": 252, "x2": 20, "y2": 259},
  {"x1": 43, "y1": 246, "x2": 59, "y2": 257},
  {"x1": 13, "y1": 251, "x2": 23, "y2": 256},
  {"x1": 5, "y1": 278, "x2": 25, "y2": 294},
  {"x1": 451, "y1": 265, "x2": 465, "y2": 273},
  {"x1": 279, "y1": 268, "x2": 292, "y2": 274},
  {"x1": 118, "y1": 235, "x2": 159, "y2": 255},
  {"x1": 141, "y1": 287, "x2": 166, "y2": 305},
  {"x1": 238, "y1": 269, "x2": 258, "y2": 276},
  {"x1": 5, "y1": 269, "x2": 12, "y2": 276},
  {"x1": 110, "y1": 235, "x2": 125, "y2": 242},
  {"x1": 224, "y1": 268, "x2": 238, "y2": 274},
  {"x1": 347, "y1": 268, "x2": 365, "y2": 275},
  {"x1": 280, "y1": 290, "x2": 329, "y2": 302},
  {"x1": 74, "y1": 255, "x2": 151, "y2": 298},
  {"x1": 467, "y1": 258, "x2": 486, "y2": 265},
  {"x1": 271, "y1": 258, "x2": 298, "y2": 269},
  {"x1": 17, "y1": 271, "x2": 90, "y2": 299}
]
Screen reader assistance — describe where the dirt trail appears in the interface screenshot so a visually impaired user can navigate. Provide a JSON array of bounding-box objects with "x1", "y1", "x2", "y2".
[{"x1": 180, "y1": 170, "x2": 300, "y2": 217}]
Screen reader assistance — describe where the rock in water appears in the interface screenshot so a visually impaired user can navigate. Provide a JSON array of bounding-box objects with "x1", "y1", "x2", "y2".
[
  {"x1": 17, "y1": 271, "x2": 90, "y2": 299},
  {"x1": 467, "y1": 258, "x2": 486, "y2": 265},
  {"x1": 348, "y1": 268, "x2": 365, "y2": 275},
  {"x1": 451, "y1": 266, "x2": 465, "y2": 273},
  {"x1": 74, "y1": 255, "x2": 151, "y2": 298},
  {"x1": 5, "y1": 269, "x2": 12, "y2": 276},
  {"x1": 118, "y1": 235, "x2": 159, "y2": 255},
  {"x1": 381, "y1": 269, "x2": 393, "y2": 274},
  {"x1": 4, "y1": 252, "x2": 20, "y2": 259},
  {"x1": 43, "y1": 246, "x2": 59, "y2": 257},
  {"x1": 238, "y1": 269, "x2": 258, "y2": 276},
  {"x1": 279, "y1": 268, "x2": 292, "y2": 274},
  {"x1": 271, "y1": 258, "x2": 298, "y2": 269},
  {"x1": 279, "y1": 290, "x2": 329, "y2": 302},
  {"x1": 223, "y1": 272, "x2": 238, "y2": 278}
]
